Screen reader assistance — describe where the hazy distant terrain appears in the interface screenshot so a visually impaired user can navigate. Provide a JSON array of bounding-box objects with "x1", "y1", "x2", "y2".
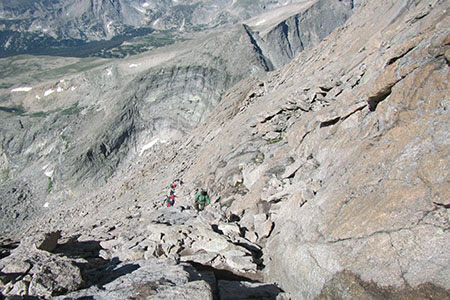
[{"x1": 0, "y1": 0, "x2": 307, "y2": 58}]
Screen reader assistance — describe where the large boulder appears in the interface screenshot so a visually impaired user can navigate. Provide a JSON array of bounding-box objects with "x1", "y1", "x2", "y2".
[
  {"x1": 0, "y1": 248, "x2": 83, "y2": 298},
  {"x1": 53, "y1": 259, "x2": 213, "y2": 300}
]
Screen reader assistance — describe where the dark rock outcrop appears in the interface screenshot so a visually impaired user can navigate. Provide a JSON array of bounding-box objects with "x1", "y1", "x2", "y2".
[{"x1": 245, "y1": 0, "x2": 355, "y2": 69}]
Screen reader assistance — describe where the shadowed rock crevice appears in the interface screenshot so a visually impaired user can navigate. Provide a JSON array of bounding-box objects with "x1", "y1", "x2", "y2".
[
  {"x1": 320, "y1": 117, "x2": 340, "y2": 128},
  {"x1": 243, "y1": 24, "x2": 274, "y2": 72},
  {"x1": 385, "y1": 45, "x2": 416, "y2": 66},
  {"x1": 51, "y1": 237, "x2": 135, "y2": 289},
  {"x1": 188, "y1": 262, "x2": 283, "y2": 300},
  {"x1": 367, "y1": 87, "x2": 393, "y2": 112},
  {"x1": 0, "y1": 230, "x2": 151, "y2": 298}
]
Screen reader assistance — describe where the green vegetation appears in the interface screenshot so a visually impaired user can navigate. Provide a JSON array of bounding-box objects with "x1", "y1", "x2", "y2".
[
  {"x1": 29, "y1": 111, "x2": 52, "y2": 118},
  {"x1": 0, "y1": 54, "x2": 107, "y2": 89},
  {"x1": 0, "y1": 26, "x2": 178, "y2": 59},
  {"x1": 0, "y1": 105, "x2": 25, "y2": 116},
  {"x1": 254, "y1": 152, "x2": 265, "y2": 165},
  {"x1": 61, "y1": 103, "x2": 84, "y2": 115},
  {"x1": 28, "y1": 103, "x2": 84, "y2": 119},
  {"x1": 0, "y1": 83, "x2": 12, "y2": 89},
  {"x1": 214, "y1": 12, "x2": 232, "y2": 27},
  {"x1": 34, "y1": 58, "x2": 107, "y2": 81},
  {"x1": 60, "y1": 135, "x2": 69, "y2": 150},
  {"x1": 1, "y1": 168, "x2": 10, "y2": 181},
  {"x1": 94, "y1": 30, "x2": 180, "y2": 58},
  {"x1": 29, "y1": 103, "x2": 84, "y2": 118},
  {"x1": 268, "y1": 137, "x2": 283, "y2": 144},
  {"x1": 192, "y1": 24, "x2": 209, "y2": 32},
  {"x1": 46, "y1": 177, "x2": 53, "y2": 193}
]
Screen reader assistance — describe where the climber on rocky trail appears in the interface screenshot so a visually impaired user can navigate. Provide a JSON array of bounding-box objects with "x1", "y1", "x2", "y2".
[
  {"x1": 194, "y1": 189, "x2": 210, "y2": 211},
  {"x1": 165, "y1": 181, "x2": 179, "y2": 207},
  {"x1": 168, "y1": 194, "x2": 177, "y2": 207}
]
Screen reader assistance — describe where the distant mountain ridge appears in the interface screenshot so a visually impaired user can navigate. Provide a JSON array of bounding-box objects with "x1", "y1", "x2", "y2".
[{"x1": 0, "y1": 0, "x2": 313, "y2": 58}]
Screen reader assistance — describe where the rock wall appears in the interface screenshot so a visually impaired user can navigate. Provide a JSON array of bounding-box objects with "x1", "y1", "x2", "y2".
[
  {"x1": 245, "y1": 0, "x2": 354, "y2": 69},
  {"x1": 178, "y1": 0, "x2": 449, "y2": 298}
]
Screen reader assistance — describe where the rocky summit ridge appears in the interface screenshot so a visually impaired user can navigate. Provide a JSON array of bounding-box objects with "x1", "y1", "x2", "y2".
[{"x1": 0, "y1": 0, "x2": 449, "y2": 299}]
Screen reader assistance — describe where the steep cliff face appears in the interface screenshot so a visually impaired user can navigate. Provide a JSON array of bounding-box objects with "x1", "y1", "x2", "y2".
[{"x1": 245, "y1": 0, "x2": 355, "y2": 69}]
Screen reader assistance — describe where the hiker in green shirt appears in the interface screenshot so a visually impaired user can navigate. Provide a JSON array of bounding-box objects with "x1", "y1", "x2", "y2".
[{"x1": 194, "y1": 189, "x2": 210, "y2": 211}]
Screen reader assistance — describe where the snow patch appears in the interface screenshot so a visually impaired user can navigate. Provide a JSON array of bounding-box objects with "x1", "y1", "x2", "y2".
[
  {"x1": 129, "y1": 63, "x2": 140, "y2": 68},
  {"x1": 35, "y1": 95, "x2": 41, "y2": 100},
  {"x1": 142, "y1": 2, "x2": 150, "y2": 7},
  {"x1": 43, "y1": 164, "x2": 54, "y2": 177},
  {"x1": 70, "y1": 86, "x2": 76, "y2": 91},
  {"x1": 44, "y1": 169, "x2": 54, "y2": 177},
  {"x1": 57, "y1": 87, "x2": 64, "y2": 93},
  {"x1": 44, "y1": 89, "x2": 55, "y2": 97},
  {"x1": 11, "y1": 87, "x2": 33, "y2": 92},
  {"x1": 136, "y1": 7, "x2": 146, "y2": 14},
  {"x1": 43, "y1": 202, "x2": 49, "y2": 208},
  {"x1": 4, "y1": 37, "x2": 12, "y2": 49},
  {"x1": 106, "y1": 21, "x2": 114, "y2": 33},
  {"x1": 254, "y1": 19, "x2": 267, "y2": 26},
  {"x1": 139, "y1": 138, "x2": 167, "y2": 156}
]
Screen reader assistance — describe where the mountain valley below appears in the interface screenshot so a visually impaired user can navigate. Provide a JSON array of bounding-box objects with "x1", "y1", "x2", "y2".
[{"x1": 0, "y1": 0, "x2": 449, "y2": 299}]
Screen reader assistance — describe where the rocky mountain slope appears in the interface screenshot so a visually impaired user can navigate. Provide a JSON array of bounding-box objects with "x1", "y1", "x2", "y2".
[
  {"x1": 0, "y1": 0, "x2": 354, "y2": 235},
  {"x1": 0, "y1": 0, "x2": 449, "y2": 299}
]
